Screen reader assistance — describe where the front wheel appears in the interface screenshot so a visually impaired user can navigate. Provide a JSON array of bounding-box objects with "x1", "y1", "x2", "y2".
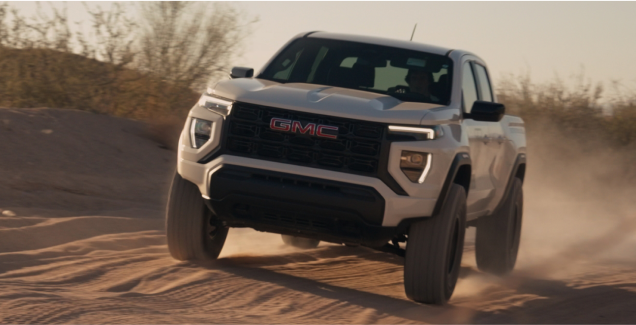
[
  {"x1": 404, "y1": 184, "x2": 467, "y2": 305},
  {"x1": 166, "y1": 172, "x2": 228, "y2": 261}
]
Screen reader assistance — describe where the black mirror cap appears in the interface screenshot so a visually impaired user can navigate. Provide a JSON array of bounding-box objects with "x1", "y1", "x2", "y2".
[
  {"x1": 230, "y1": 67, "x2": 254, "y2": 79},
  {"x1": 466, "y1": 101, "x2": 505, "y2": 122}
]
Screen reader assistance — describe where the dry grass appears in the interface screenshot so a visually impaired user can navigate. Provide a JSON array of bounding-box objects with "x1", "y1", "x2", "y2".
[
  {"x1": 498, "y1": 73, "x2": 636, "y2": 147},
  {"x1": 0, "y1": 47, "x2": 198, "y2": 118},
  {"x1": 0, "y1": 2, "x2": 253, "y2": 149},
  {"x1": 498, "y1": 73, "x2": 636, "y2": 181}
]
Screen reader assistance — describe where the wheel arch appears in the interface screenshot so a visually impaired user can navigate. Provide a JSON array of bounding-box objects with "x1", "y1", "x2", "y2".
[
  {"x1": 515, "y1": 161, "x2": 526, "y2": 183},
  {"x1": 488, "y1": 153, "x2": 527, "y2": 218},
  {"x1": 431, "y1": 152, "x2": 472, "y2": 218},
  {"x1": 454, "y1": 164, "x2": 472, "y2": 194}
]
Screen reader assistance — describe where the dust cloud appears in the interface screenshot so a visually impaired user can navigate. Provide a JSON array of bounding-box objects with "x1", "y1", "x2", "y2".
[
  {"x1": 454, "y1": 122, "x2": 636, "y2": 306},
  {"x1": 220, "y1": 228, "x2": 311, "y2": 258},
  {"x1": 517, "y1": 124, "x2": 636, "y2": 275}
]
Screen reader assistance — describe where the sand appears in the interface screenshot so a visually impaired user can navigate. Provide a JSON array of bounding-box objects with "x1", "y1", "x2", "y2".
[{"x1": 1, "y1": 107, "x2": 635, "y2": 324}]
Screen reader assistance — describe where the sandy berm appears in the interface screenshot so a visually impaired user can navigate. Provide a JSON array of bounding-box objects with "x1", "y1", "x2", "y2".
[{"x1": 1, "y1": 107, "x2": 635, "y2": 324}]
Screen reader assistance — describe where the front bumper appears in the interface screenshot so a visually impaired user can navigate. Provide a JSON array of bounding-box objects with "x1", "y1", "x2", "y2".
[
  {"x1": 204, "y1": 164, "x2": 395, "y2": 247},
  {"x1": 179, "y1": 154, "x2": 439, "y2": 227},
  {"x1": 178, "y1": 104, "x2": 462, "y2": 228}
]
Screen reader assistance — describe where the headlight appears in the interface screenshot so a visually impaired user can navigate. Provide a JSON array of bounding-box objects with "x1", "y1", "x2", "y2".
[
  {"x1": 400, "y1": 151, "x2": 432, "y2": 183},
  {"x1": 388, "y1": 125, "x2": 442, "y2": 140},
  {"x1": 190, "y1": 118, "x2": 213, "y2": 149},
  {"x1": 198, "y1": 94, "x2": 233, "y2": 117}
]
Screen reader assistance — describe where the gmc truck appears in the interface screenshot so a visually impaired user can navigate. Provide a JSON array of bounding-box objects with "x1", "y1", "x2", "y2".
[{"x1": 166, "y1": 32, "x2": 527, "y2": 304}]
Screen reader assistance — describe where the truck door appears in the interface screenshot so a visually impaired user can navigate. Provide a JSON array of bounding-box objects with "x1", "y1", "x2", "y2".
[
  {"x1": 461, "y1": 61, "x2": 493, "y2": 216},
  {"x1": 473, "y1": 63, "x2": 513, "y2": 214}
]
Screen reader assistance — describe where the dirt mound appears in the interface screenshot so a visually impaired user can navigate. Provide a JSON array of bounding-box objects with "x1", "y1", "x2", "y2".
[{"x1": 0, "y1": 107, "x2": 175, "y2": 213}]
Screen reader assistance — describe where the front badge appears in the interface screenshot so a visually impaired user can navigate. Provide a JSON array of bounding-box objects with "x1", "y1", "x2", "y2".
[{"x1": 270, "y1": 118, "x2": 338, "y2": 139}]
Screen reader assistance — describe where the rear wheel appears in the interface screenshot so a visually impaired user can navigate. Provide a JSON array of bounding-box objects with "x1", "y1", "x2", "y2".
[
  {"x1": 281, "y1": 235, "x2": 320, "y2": 249},
  {"x1": 166, "y1": 172, "x2": 228, "y2": 261},
  {"x1": 404, "y1": 184, "x2": 467, "y2": 305},
  {"x1": 475, "y1": 178, "x2": 523, "y2": 276}
]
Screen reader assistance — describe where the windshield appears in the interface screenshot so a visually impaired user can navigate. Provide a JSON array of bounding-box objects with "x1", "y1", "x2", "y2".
[{"x1": 259, "y1": 38, "x2": 453, "y2": 105}]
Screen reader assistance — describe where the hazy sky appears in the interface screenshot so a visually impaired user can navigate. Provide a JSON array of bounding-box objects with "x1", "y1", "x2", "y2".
[{"x1": 8, "y1": 1, "x2": 636, "y2": 92}]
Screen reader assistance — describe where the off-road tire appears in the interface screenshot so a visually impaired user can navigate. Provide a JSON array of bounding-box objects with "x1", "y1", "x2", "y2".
[
  {"x1": 281, "y1": 235, "x2": 320, "y2": 249},
  {"x1": 475, "y1": 177, "x2": 523, "y2": 276},
  {"x1": 404, "y1": 184, "x2": 467, "y2": 305},
  {"x1": 166, "y1": 172, "x2": 228, "y2": 261}
]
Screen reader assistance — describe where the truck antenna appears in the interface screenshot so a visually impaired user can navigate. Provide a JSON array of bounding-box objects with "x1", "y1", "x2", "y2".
[{"x1": 410, "y1": 24, "x2": 417, "y2": 41}]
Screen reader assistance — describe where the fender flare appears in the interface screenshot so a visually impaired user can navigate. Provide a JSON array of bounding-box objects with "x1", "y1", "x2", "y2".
[
  {"x1": 394, "y1": 152, "x2": 471, "y2": 234},
  {"x1": 432, "y1": 152, "x2": 472, "y2": 217},
  {"x1": 467, "y1": 153, "x2": 526, "y2": 227},
  {"x1": 493, "y1": 153, "x2": 526, "y2": 214}
]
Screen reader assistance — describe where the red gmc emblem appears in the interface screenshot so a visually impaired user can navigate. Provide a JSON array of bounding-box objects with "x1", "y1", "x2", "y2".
[{"x1": 269, "y1": 118, "x2": 339, "y2": 139}]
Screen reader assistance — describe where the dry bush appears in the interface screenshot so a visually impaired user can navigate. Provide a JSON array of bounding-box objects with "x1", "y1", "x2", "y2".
[
  {"x1": 0, "y1": 2, "x2": 253, "y2": 148},
  {"x1": 497, "y1": 73, "x2": 636, "y2": 181},
  {"x1": 133, "y1": 2, "x2": 255, "y2": 148},
  {"x1": 136, "y1": 2, "x2": 253, "y2": 91},
  {"x1": 0, "y1": 46, "x2": 199, "y2": 119}
]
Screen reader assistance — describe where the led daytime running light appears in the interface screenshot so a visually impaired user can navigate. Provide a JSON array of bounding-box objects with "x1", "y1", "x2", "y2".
[
  {"x1": 388, "y1": 125, "x2": 438, "y2": 140},
  {"x1": 418, "y1": 153, "x2": 432, "y2": 184},
  {"x1": 399, "y1": 151, "x2": 433, "y2": 183}
]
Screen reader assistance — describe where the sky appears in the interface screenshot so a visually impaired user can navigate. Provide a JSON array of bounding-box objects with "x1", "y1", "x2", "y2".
[{"x1": 7, "y1": 1, "x2": 636, "y2": 94}]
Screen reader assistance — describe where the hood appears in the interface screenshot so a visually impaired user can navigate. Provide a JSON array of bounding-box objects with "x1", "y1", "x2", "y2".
[{"x1": 210, "y1": 78, "x2": 445, "y2": 125}]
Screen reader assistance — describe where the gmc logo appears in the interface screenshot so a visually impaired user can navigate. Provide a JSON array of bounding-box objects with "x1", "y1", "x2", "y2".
[{"x1": 270, "y1": 118, "x2": 339, "y2": 139}]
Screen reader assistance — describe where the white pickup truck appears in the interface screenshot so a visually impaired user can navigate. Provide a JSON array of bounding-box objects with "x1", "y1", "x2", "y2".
[{"x1": 166, "y1": 32, "x2": 527, "y2": 304}]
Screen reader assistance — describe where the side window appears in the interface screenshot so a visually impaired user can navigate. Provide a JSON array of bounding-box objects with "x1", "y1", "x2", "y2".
[
  {"x1": 462, "y1": 62, "x2": 478, "y2": 113},
  {"x1": 474, "y1": 64, "x2": 493, "y2": 102}
]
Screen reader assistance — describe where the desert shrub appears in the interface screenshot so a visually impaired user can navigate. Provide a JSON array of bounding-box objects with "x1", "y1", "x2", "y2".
[
  {"x1": 136, "y1": 2, "x2": 250, "y2": 92},
  {"x1": 609, "y1": 104, "x2": 636, "y2": 146},
  {"x1": 0, "y1": 2, "x2": 252, "y2": 122},
  {"x1": 497, "y1": 73, "x2": 636, "y2": 182}
]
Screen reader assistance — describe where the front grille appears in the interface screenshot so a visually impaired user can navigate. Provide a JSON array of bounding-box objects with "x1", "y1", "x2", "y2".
[{"x1": 224, "y1": 102, "x2": 386, "y2": 176}]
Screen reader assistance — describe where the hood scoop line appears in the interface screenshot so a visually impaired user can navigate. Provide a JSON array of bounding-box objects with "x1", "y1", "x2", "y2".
[{"x1": 307, "y1": 86, "x2": 335, "y2": 103}]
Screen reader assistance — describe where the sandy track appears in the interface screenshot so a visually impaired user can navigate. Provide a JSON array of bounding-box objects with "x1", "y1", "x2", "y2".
[{"x1": 1, "y1": 107, "x2": 635, "y2": 323}]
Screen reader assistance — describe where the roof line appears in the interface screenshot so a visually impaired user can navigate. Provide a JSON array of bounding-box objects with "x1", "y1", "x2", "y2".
[{"x1": 303, "y1": 31, "x2": 320, "y2": 38}]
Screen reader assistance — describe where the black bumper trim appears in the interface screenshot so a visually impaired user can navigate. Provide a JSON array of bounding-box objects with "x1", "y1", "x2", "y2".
[{"x1": 206, "y1": 165, "x2": 395, "y2": 246}]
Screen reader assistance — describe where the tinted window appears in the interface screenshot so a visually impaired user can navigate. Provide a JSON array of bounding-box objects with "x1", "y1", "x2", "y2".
[
  {"x1": 260, "y1": 38, "x2": 453, "y2": 105},
  {"x1": 462, "y1": 62, "x2": 478, "y2": 113},
  {"x1": 474, "y1": 64, "x2": 493, "y2": 102}
]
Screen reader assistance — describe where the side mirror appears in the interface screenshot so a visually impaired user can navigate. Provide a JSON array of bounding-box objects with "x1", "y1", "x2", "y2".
[
  {"x1": 230, "y1": 67, "x2": 254, "y2": 79},
  {"x1": 466, "y1": 101, "x2": 505, "y2": 122}
]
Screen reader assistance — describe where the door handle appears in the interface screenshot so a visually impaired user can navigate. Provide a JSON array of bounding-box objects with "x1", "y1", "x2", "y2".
[
  {"x1": 483, "y1": 135, "x2": 491, "y2": 144},
  {"x1": 496, "y1": 135, "x2": 505, "y2": 144}
]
